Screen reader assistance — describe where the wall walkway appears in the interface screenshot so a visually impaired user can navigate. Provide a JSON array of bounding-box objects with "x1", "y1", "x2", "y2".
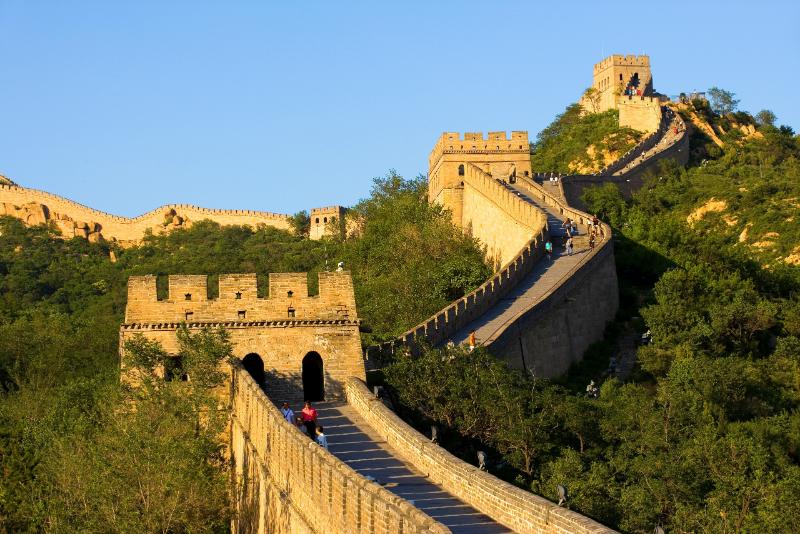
[
  {"x1": 230, "y1": 363, "x2": 449, "y2": 534},
  {"x1": 319, "y1": 401, "x2": 508, "y2": 533},
  {"x1": 344, "y1": 379, "x2": 616, "y2": 534}
]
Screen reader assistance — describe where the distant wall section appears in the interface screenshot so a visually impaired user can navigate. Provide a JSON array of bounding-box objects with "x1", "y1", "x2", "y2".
[{"x1": 0, "y1": 183, "x2": 345, "y2": 245}]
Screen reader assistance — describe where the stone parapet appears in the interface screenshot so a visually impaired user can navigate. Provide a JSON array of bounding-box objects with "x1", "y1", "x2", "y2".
[
  {"x1": 345, "y1": 378, "x2": 618, "y2": 534},
  {"x1": 366, "y1": 165, "x2": 548, "y2": 364},
  {"x1": 231, "y1": 364, "x2": 449, "y2": 534},
  {"x1": 428, "y1": 131, "x2": 530, "y2": 170},
  {"x1": 124, "y1": 272, "x2": 357, "y2": 325}
]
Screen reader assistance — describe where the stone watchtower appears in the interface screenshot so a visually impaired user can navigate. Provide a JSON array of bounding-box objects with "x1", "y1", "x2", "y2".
[
  {"x1": 428, "y1": 131, "x2": 532, "y2": 227},
  {"x1": 583, "y1": 54, "x2": 661, "y2": 133},
  {"x1": 589, "y1": 54, "x2": 653, "y2": 111},
  {"x1": 119, "y1": 272, "x2": 366, "y2": 401},
  {"x1": 309, "y1": 206, "x2": 346, "y2": 240}
]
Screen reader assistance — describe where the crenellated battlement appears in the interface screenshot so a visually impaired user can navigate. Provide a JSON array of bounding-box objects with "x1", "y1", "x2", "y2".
[
  {"x1": 593, "y1": 54, "x2": 650, "y2": 74},
  {"x1": 429, "y1": 131, "x2": 530, "y2": 168},
  {"x1": 124, "y1": 271, "x2": 358, "y2": 325}
]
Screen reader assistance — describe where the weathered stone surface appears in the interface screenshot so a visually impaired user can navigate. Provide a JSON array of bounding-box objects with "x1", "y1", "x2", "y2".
[{"x1": 120, "y1": 271, "x2": 366, "y2": 401}]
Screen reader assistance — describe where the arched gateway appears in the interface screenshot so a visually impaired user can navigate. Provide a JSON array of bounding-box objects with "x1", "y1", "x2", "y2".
[
  {"x1": 302, "y1": 351, "x2": 324, "y2": 401},
  {"x1": 119, "y1": 271, "x2": 366, "y2": 401}
]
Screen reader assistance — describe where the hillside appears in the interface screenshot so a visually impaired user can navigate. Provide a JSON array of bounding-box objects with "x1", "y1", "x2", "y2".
[
  {"x1": 530, "y1": 105, "x2": 644, "y2": 174},
  {"x1": 0, "y1": 172, "x2": 490, "y2": 531},
  {"x1": 382, "y1": 106, "x2": 800, "y2": 532}
]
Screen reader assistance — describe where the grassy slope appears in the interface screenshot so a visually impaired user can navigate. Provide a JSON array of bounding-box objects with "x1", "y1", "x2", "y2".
[{"x1": 530, "y1": 104, "x2": 643, "y2": 174}]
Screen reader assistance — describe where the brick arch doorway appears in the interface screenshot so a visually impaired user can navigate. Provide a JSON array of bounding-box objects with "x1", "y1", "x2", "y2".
[
  {"x1": 302, "y1": 352, "x2": 324, "y2": 402},
  {"x1": 242, "y1": 353, "x2": 265, "y2": 388}
]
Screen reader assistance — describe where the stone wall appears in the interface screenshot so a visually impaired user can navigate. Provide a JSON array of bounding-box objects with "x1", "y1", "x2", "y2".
[
  {"x1": 0, "y1": 183, "x2": 291, "y2": 245},
  {"x1": 345, "y1": 378, "x2": 618, "y2": 534},
  {"x1": 366, "y1": 177, "x2": 548, "y2": 363},
  {"x1": 473, "y1": 176, "x2": 619, "y2": 377},
  {"x1": 428, "y1": 131, "x2": 533, "y2": 229},
  {"x1": 309, "y1": 206, "x2": 346, "y2": 240},
  {"x1": 588, "y1": 54, "x2": 653, "y2": 113},
  {"x1": 230, "y1": 363, "x2": 449, "y2": 534},
  {"x1": 120, "y1": 272, "x2": 365, "y2": 400},
  {"x1": 617, "y1": 95, "x2": 662, "y2": 133},
  {"x1": 461, "y1": 163, "x2": 547, "y2": 268}
]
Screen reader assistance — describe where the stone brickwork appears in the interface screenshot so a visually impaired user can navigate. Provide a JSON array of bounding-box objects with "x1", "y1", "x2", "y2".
[
  {"x1": 428, "y1": 134, "x2": 544, "y2": 269},
  {"x1": 230, "y1": 363, "x2": 449, "y2": 534},
  {"x1": 589, "y1": 54, "x2": 653, "y2": 112},
  {"x1": 580, "y1": 54, "x2": 663, "y2": 133},
  {"x1": 617, "y1": 95, "x2": 662, "y2": 133},
  {"x1": 309, "y1": 205, "x2": 346, "y2": 240},
  {"x1": 0, "y1": 182, "x2": 348, "y2": 246},
  {"x1": 428, "y1": 131, "x2": 533, "y2": 230},
  {"x1": 120, "y1": 271, "x2": 365, "y2": 400},
  {"x1": 345, "y1": 378, "x2": 617, "y2": 534}
]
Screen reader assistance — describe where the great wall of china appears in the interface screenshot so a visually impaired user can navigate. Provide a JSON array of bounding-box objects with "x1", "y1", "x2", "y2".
[{"x1": 5, "y1": 55, "x2": 690, "y2": 532}]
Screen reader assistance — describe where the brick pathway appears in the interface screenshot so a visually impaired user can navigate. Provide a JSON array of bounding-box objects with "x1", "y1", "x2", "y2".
[
  {"x1": 315, "y1": 402, "x2": 511, "y2": 533},
  {"x1": 448, "y1": 182, "x2": 593, "y2": 348}
]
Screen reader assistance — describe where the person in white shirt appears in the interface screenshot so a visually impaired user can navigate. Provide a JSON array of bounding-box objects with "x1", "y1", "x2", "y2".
[
  {"x1": 315, "y1": 425, "x2": 329, "y2": 450},
  {"x1": 280, "y1": 402, "x2": 295, "y2": 425}
]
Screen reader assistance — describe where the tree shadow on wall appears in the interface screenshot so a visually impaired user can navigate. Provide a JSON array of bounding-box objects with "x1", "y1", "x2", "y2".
[{"x1": 235, "y1": 446, "x2": 261, "y2": 533}]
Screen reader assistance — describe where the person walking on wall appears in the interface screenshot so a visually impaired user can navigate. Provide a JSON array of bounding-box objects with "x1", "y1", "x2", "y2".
[
  {"x1": 315, "y1": 425, "x2": 329, "y2": 451},
  {"x1": 281, "y1": 402, "x2": 296, "y2": 425},
  {"x1": 545, "y1": 239, "x2": 553, "y2": 260},
  {"x1": 566, "y1": 236, "x2": 574, "y2": 256},
  {"x1": 468, "y1": 330, "x2": 477, "y2": 352},
  {"x1": 301, "y1": 401, "x2": 318, "y2": 440}
]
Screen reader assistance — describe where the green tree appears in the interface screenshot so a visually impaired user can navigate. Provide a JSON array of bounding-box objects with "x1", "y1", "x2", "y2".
[
  {"x1": 708, "y1": 86, "x2": 740, "y2": 116},
  {"x1": 755, "y1": 109, "x2": 777, "y2": 127}
]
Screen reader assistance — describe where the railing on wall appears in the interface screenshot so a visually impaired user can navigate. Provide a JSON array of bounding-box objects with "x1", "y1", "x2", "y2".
[
  {"x1": 345, "y1": 378, "x2": 618, "y2": 534},
  {"x1": 229, "y1": 362, "x2": 450, "y2": 534},
  {"x1": 364, "y1": 163, "x2": 549, "y2": 365}
]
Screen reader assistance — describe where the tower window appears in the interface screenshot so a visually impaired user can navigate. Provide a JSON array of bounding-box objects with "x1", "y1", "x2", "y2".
[
  {"x1": 238, "y1": 310, "x2": 246, "y2": 319},
  {"x1": 184, "y1": 293, "x2": 192, "y2": 301},
  {"x1": 185, "y1": 311, "x2": 193, "y2": 321},
  {"x1": 315, "y1": 218, "x2": 319, "y2": 223},
  {"x1": 458, "y1": 164, "x2": 465, "y2": 176},
  {"x1": 323, "y1": 217, "x2": 328, "y2": 223},
  {"x1": 288, "y1": 308, "x2": 296, "y2": 318},
  {"x1": 619, "y1": 73, "x2": 623, "y2": 80},
  {"x1": 235, "y1": 291, "x2": 242, "y2": 299},
  {"x1": 287, "y1": 290, "x2": 293, "y2": 298}
]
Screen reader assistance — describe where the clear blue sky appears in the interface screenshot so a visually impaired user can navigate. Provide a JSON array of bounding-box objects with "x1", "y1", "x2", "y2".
[{"x1": 1, "y1": 1, "x2": 798, "y2": 217}]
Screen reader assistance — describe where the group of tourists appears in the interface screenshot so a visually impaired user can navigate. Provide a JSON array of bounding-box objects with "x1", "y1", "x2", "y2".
[
  {"x1": 281, "y1": 401, "x2": 328, "y2": 450},
  {"x1": 587, "y1": 214, "x2": 604, "y2": 250}
]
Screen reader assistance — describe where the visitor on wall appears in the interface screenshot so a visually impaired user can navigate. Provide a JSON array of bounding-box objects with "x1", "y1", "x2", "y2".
[
  {"x1": 281, "y1": 402, "x2": 296, "y2": 425},
  {"x1": 301, "y1": 401, "x2": 318, "y2": 439},
  {"x1": 315, "y1": 426, "x2": 329, "y2": 451}
]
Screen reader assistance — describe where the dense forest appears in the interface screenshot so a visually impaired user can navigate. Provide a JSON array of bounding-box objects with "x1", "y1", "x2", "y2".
[
  {"x1": 385, "y1": 103, "x2": 800, "y2": 532},
  {"x1": 0, "y1": 173, "x2": 489, "y2": 532}
]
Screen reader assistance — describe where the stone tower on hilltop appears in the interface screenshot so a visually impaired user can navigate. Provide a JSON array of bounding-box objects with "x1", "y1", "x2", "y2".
[{"x1": 583, "y1": 54, "x2": 662, "y2": 133}]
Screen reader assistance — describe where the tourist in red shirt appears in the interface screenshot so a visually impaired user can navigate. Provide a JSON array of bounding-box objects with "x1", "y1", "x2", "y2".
[{"x1": 301, "y1": 401, "x2": 318, "y2": 439}]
